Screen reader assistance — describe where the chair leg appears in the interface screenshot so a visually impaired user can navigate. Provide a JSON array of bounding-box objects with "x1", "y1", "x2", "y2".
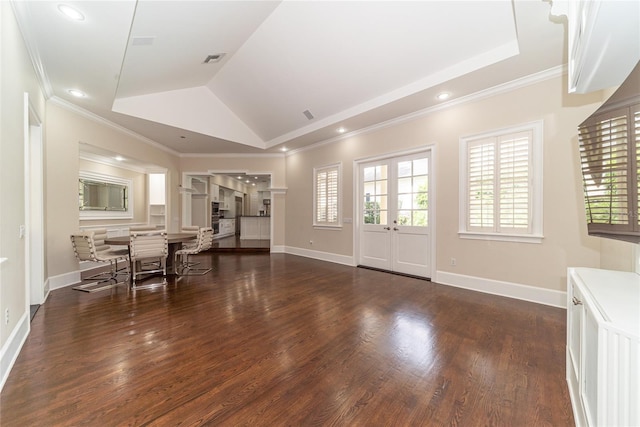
[
  {"x1": 131, "y1": 257, "x2": 167, "y2": 289},
  {"x1": 178, "y1": 253, "x2": 212, "y2": 276},
  {"x1": 73, "y1": 259, "x2": 129, "y2": 293}
]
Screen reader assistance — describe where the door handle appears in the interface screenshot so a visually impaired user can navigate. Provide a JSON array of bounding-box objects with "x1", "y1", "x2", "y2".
[
  {"x1": 393, "y1": 227, "x2": 399, "y2": 231},
  {"x1": 383, "y1": 227, "x2": 391, "y2": 230},
  {"x1": 572, "y1": 296, "x2": 582, "y2": 305}
]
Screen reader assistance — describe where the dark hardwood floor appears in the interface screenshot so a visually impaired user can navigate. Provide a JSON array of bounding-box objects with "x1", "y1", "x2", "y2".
[
  {"x1": 210, "y1": 235, "x2": 270, "y2": 253},
  {"x1": 1, "y1": 254, "x2": 574, "y2": 426}
]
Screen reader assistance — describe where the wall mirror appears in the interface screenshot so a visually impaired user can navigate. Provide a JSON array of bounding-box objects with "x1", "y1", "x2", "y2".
[{"x1": 79, "y1": 171, "x2": 133, "y2": 219}]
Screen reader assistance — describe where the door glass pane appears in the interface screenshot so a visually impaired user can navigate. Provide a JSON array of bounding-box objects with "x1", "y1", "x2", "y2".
[
  {"x1": 396, "y1": 157, "x2": 429, "y2": 227},
  {"x1": 413, "y1": 158, "x2": 428, "y2": 175},
  {"x1": 398, "y1": 161, "x2": 412, "y2": 177},
  {"x1": 398, "y1": 210, "x2": 411, "y2": 225},
  {"x1": 398, "y1": 177, "x2": 412, "y2": 193},
  {"x1": 398, "y1": 194, "x2": 412, "y2": 210},
  {"x1": 363, "y1": 164, "x2": 388, "y2": 225},
  {"x1": 413, "y1": 210, "x2": 428, "y2": 226},
  {"x1": 364, "y1": 167, "x2": 375, "y2": 182}
]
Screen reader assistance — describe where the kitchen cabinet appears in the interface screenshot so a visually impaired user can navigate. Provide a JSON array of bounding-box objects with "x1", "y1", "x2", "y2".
[
  {"x1": 240, "y1": 216, "x2": 270, "y2": 240},
  {"x1": 217, "y1": 219, "x2": 236, "y2": 238},
  {"x1": 566, "y1": 268, "x2": 639, "y2": 426},
  {"x1": 551, "y1": 0, "x2": 639, "y2": 93},
  {"x1": 209, "y1": 182, "x2": 220, "y2": 202}
]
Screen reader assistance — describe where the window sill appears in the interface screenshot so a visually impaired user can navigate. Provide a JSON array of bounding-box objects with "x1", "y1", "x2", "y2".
[
  {"x1": 458, "y1": 231, "x2": 543, "y2": 244},
  {"x1": 313, "y1": 224, "x2": 343, "y2": 231}
]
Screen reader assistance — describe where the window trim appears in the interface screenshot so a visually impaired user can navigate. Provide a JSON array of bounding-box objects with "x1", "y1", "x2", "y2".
[
  {"x1": 313, "y1": 163, "x2": 342, "y2": 229},
  {"x1": 458, "y1": 120, "x2": 544, "y2": 244}
]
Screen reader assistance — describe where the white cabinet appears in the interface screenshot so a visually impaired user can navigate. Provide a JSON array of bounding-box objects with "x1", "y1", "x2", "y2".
[
  {"x1": 209, "y1": 182, "x2": 220, "y2": 202},
  {"x1": 149, "y1": 204, "x2": 165, "y2": 227},
  {"x1": 567, "y1": 268, "x2": 640, "y2": 426},
  {"x1": 240, "y1": 217, "x2": 270, "y2": 240},
  {"x1": 552, "y1": 0, "x2": 640, "y2": 93},
  {"x1": 217, "y1": 219, "x2": 236, "y2": 238}
]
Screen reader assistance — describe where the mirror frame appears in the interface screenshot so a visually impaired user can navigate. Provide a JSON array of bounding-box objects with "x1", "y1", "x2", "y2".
[{"x1": 79, "y1": 171, "x2": 133, "y2": 220}]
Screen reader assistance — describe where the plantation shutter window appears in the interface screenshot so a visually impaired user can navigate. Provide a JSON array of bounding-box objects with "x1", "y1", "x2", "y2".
[
  {"x1": 314, "y1": 164, "x2": 341, "y2": 227},
  {"x1": 578, "y1": 103, "x2": 640, "y2": 242},
  {"x1": 460, "y1": 121, "x2": 543, "y2": 243}
]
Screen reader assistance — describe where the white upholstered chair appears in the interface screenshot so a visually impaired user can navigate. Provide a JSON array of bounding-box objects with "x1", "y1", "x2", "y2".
[
  {"x1": 70, "y1": 229, "x2": 130, "y2": 292},
  {"x1": 129, "y1": 230, "x2": 168, "y2": 288},
  {"x1": 174, "y1": 227, "x2": 214, "y2": 276}
]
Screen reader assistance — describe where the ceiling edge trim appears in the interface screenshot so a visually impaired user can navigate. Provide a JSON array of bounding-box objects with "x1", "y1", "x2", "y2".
[
  {"x1": 11, "y1": 1, "x2": 54, "y2": 98},
  {"x1": 180, "y1": 152, "x2": 285, "y2": 159},
  {"x1": 49, "y1": 97, "x2": 180, "y2": 156},
  {"x1": 286, "y1": 65, "x2": 565, "y2": 157}
]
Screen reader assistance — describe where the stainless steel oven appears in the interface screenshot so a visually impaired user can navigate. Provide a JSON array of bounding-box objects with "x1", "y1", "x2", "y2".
[{"x1": 211, "y1": 202, "x2": 220, "y2": 234}]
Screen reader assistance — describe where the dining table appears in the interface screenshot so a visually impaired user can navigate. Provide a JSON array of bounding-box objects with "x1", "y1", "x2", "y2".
[{"x1": 105, "y1": 232, "x2": 197, "y2": 275}]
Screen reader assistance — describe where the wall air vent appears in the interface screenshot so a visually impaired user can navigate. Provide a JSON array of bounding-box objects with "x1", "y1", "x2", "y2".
[
  {"x1": 204, "y1": 53, "x2": 226, "y2": 64},
  {"x1": 303, "y1": 110, "x2": 314, "y2": 120}
]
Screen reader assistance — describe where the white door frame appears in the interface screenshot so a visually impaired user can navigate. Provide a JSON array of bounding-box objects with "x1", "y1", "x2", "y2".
[
  {"x1": 24, "y1": 93, "x2": 46, "y2": 305},
  {"x1": 353, "y1": 145, "x2": 437, "y2": 280}
]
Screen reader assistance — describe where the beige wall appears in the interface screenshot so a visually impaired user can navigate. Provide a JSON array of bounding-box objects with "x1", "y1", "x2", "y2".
[
  {"x1": 45, "y1": 102, "x2": 181, "y2": 278},
  {"x1": 180, "y1": 156, "x2": 286, "y2": 247},
  {"x1": 0, "y1": 1, "x2": 46, "y2": 358},
  {"x1": 78, "y1": 159, "x2": 148, "y2": 227},
  {"x1": 284, "y1": 76, "x2": 612, "y2": 292}
]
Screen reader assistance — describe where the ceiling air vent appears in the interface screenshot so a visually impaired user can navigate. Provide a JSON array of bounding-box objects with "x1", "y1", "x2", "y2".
[
  {"x1": 303, "y1": 110, "x2": 314, "y2": 120},
  {"x1": 131, "y1": 36, "x2": 155, "y2": 46},
  {"x1": 204, "y1": 53, "x2": 226, "y2": 64}
]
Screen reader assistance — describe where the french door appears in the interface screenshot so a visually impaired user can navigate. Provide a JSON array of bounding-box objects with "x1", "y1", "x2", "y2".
[{"x1": 358, "y1": 151, "x2": 432, "y2": 278}]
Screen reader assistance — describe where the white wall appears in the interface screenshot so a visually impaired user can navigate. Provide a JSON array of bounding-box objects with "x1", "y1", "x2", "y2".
[
  {"x1": 283, "y1": 74, "x2": 610, "y2": 303},
  {"x1": 0, "y1": 2, "x2": 46, "y2": 389},
  {"x1": 45, "y1": 101, "x2": 181, "y2": 279}
]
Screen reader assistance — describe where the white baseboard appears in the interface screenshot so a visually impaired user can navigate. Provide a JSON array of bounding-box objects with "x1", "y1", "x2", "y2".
[
  {"x1": 48, "y1": 270, "x2": 81, "y2": 291},
  {"x1": 284, "y1": 246, "x2": 354, "y2": 266},
  {"x1": 436, "y1": 271, "x2": 566, "y2": 308},
  {"x1": 271, "y1": 245, "x2": 285, "y2": 253},
  {"x1": 0, "y1": 311, "x2": 29, "y2": 392}
]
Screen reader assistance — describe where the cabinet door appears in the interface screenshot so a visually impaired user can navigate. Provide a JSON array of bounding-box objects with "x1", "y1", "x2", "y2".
[
  {"x1": 568, "y1": 282, "x2": 583, "y2": 381},
  {"x1": 582, "y1": 303, "x2": 599, "y2": 426}
]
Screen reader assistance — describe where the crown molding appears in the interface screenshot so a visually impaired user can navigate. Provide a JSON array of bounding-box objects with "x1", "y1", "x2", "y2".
[
  {"x1": 49, "y1": 97, "x2": 180, "y2": 156},
  {"x1": 287, "y1": 65, "x2": 565, "y2": 157},
  {"x1": 11, "y1": 1, "x2": 54, "y2": 98},
  {"x1": 180, "y1": 152, "x2": 285, "y2": 159},
  {"x1": 79, "y1": 152, "x2": 150, "y2": 174},
  {"x1": 269, "y1": 187, "x2": 288, "y2": 194}
]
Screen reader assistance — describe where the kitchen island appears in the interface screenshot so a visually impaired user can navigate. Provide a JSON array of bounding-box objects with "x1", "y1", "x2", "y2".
[{"x1": 240, "y1": 216, "x2": 270, "y2": 240}]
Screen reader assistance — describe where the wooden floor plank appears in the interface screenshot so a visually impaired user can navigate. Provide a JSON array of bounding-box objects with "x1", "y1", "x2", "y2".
[{"x1": 1, "y1": 254, "x2": 573, "y2": 426}]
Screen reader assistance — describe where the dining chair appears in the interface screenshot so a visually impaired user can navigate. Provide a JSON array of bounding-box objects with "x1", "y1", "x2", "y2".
[
  {"x1": 70, "y1": 229, "x2": 130, "y2": 292},
  {"x1": 129, "y1": 230, "x2": 168, "y2": 288},
  {"x1": 129, "y1": 224, "x2": 158, "y2": 232},
  {"x1": 174, "y1": 227, "x2": 214, "y2": 276}
]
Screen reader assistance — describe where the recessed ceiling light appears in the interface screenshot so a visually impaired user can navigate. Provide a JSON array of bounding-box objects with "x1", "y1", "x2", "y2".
[
  {"x1": 436, "y1": 92, "x2": 451, "y2": 101},
  {"x1": 114, "y1": 156, "x2": 124, "y2": 161},
  {"x1": 237, "y1": 176, "x2": 242, "y2": 179},
  {"x1": 254, "y1": 177, "x2": 258, "y2": 180},
  {"x1": 68, "y1": 89, "x2": 85, "y2": 98},
  {"x1": 337, "y1": 127, "x2": 346, "y2": 134},
  {"x1": 245, "y1": 180, "x2": 250, "y2": 184},
  {"x1": 58, "y1": 4, "x2": 84, "y2": 21},
  {"x1": 281, "y1": 147, "x2": 287, "y2": 152},
  {"x1": 252, "y1": 183, "x2": 256, "y2": 186}
]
